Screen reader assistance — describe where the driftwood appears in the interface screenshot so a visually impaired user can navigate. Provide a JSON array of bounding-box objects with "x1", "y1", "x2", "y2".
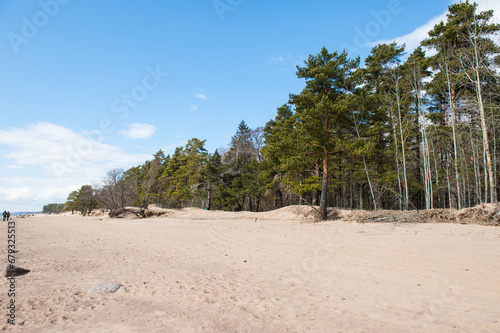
[
  {"x1": 358, "y1": 211, "x2": 429, "y2": 224},
  {"x1": 109, "y1": 207, "x2": 175, "y2": 219},
  {"x1": 345, "y1": 204, "x2": 500, "y2": 226},
  {"x1": 109, "y1": 208, "x2": 145, "y2": 219}
]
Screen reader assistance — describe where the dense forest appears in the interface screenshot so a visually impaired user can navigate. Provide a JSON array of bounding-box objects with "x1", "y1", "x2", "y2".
[
  {"x1": 42, "y1": 203, "x2": 65, "y2": 214},
  {"x1": 64, "y1": 2, "x2": 500, "y2": 220}
]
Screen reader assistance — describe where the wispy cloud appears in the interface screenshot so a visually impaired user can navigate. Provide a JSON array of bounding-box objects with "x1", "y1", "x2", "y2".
[
  {"x1": 266, "y1": 55, "x2": 287, "y2": 65},
  {"x1": 0, "y1": 122, "x2": 150, "y2": 210},
  {"x1": 370, "y1": 0, "x2": 500, "y2": 53},
  {"x1": 121, "y1": 123, "x2": 156, "y2": 140},
  {"x1": 0, "y1": 122, "x2": 144, "y2": 171},
  {"x1": 191, "y1": 104, "x2": 198, "y2": 111},
  {"x1": 266, "y1": 53, "x2": 307, "y2": 71},
  {"x1": 369, "y1": 12, "x2": 447, "y2": 53},
  {"x1": 195, "y1": 93, "x2": 207, "y2": 101},
  {"x1": 266, "y1": 53, "x2": 294, "y2": 65}
]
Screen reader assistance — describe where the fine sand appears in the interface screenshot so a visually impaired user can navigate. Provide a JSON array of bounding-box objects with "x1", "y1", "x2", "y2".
[{"x1": 1, "y1": 207, "x2": 499, "y2": 332}]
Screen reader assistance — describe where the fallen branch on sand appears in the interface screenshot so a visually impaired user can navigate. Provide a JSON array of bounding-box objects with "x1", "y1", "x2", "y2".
[{"x1": 2, "y1": 264, "x2": 30, "y2": 277}]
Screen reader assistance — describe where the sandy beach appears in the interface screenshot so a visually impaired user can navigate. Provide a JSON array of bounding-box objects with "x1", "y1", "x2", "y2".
[{"x1": 1, "y1": 208, "x2": 499, "y2": 332}]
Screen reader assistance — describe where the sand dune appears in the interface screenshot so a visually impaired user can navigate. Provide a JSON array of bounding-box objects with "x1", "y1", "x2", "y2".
[{"x1": 1, "y1": 208, "x2": 499, "y2": 332}]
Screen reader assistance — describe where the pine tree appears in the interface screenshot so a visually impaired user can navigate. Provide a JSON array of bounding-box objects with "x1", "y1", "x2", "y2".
[
  {"x1": 205, "y1": 150, "x2": 224, "y2": 210},
  {"x1": 262, "y1": 104, "x2": 319, "y2": 207},
  {"x1": 423, "y1": 0, "x2": 500, "y2": 205},
  {"x1": 64, "y1": 190, "x2": 80, "y2": 214},
  {"x1": 291, "y1": 47, "x2": 360, "y2": 219}
]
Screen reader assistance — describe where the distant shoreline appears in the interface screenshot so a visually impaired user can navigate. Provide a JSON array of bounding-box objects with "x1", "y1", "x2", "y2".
[{"x1": 10, "y1": 212, "x2": 41, "y2": 216}]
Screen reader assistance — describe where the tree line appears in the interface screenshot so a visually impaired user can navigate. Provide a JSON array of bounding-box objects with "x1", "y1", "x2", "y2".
[
  {"x1": 42, "y1": 203, "x2": 65, "y2": 214},
  {"x1": 64, "y1": 2, "x2": 499, "y2": 219}
]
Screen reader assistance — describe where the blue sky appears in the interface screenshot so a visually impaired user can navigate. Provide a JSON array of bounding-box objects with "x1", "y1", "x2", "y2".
[{"x1": 0, "y1": 0, "x2": 499, "y2": 211}]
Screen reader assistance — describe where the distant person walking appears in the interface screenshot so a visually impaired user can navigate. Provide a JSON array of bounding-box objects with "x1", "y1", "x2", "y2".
[
  {"x1": 6, "y1": 212, "x2": 10, "y2": 221},
  {"x1": 2, "y1": 211, "x2": 6, "y2": 222}
]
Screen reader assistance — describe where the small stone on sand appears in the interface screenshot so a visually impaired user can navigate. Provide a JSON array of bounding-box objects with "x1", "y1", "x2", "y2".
[{"x1": 87, "y1": 282, "x2": 124, "y2": 294}]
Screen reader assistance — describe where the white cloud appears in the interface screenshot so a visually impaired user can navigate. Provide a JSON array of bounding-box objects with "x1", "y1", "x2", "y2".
[
  {"x1": 195, "y1": 93, "x2": 207, "y2": 100},
  {"x1": 0, "y1": 122, "x2": 151, "y2": 211},
  {"x1": 190, "y1": 104, "x2": 198, "y2": 111},
  {"x1": 476, "y1": 0, "x2": 500, "y2": 23},
  {"x1": 371, "y1": 0, "x2": 500, "y2": 53},
  {"x1": 370, "y1": 12, "x2": 447, "y2": 53},
  {"x1": 121, "y1": 123, "x2": 156, "y2": 140}
]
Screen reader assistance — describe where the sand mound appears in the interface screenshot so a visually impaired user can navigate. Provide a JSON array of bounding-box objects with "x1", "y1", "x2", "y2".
[
  {"x1": 258, "y1": 205, "x2": 321, "y2": 221},
  {"x1": 106, "y1": 203, "x2": 500, "y2": 225},
  {"x1": 55, "y1": 210, "x2": 108, "y2": 217},
  {"x1": 108, "y1": 205, "x2": 322, "y2": 222}
]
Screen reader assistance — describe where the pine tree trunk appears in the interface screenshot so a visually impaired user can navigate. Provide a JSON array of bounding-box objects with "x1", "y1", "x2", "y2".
[
  {"x1": 352, "y1": 113, "x2": 378, "y2": 211},
  {"x1": 446, "y1": 159, "x2": 453, "y2": 209},
  {"x1": 462, "y1": 22, "x2": 498, "y2": 204},
  {"x1": 475, "y1": 66, "x2": 496, "y2": 203},
  {"x1": 430, "y1": 137, "x2": 441, "y2": 208},
  {"x1": 363, "y1": 156, "x2": 378, "y2": 210},
  {"x1": 416, "y1": 76, "x2": 432, "y2": 210},
  {"x1": 484, "y1": 146, "x2": 489, "y2": 203},
  {"x1": 471, "y1": 127, "x2": 482, "y2": 205},
  {"x1": 493, "y1": 122, "x2": 498, "y2": 202},
  {"x1": 319, "y1": 153, "x2": 328, "y2": 220},
  {"x1": 207, "y1": 187, "x2": 212, "y2": 210},
  {"x1": 395, "y1": 79, "x2": 409, "y2": 210},
  {"x1": 390, "y1": 103, "x2": 403, "y2": 210},
  {"x1": 444, "y1": 68, "x2": 461, "y2": 210}
]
